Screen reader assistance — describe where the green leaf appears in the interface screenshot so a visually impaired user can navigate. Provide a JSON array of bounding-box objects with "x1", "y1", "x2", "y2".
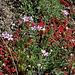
[
  {"x1": 28, "y1": 71, "x2": 32, "y2": 74},
  {"x1": 37, "y1": 7, "x2": 41, "y2": 9},
  {"x1": 73, "y1": 62, "x2": 75, "y2": 66},
  {"x1": 0, "y1": 61, "x2": 2, "y2": 64},
  {"x1": 50, "y1": 27, "x2": 54, "y2": 35},
  {"x1": 59, "y1": 71, "x2": 65, "y2": 75}
]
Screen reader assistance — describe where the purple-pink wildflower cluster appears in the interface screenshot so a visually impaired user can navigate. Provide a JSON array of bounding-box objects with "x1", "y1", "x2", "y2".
[
  {"x1": 41, "y1": 50, "x2": 49, "y2": 56},
  {"x1": 61, "y1": 9, "x2": 69, "y2": 15},
  {"x1": 31, "y1": 25, "x2": 43, "y2": 31},
  {"x1": 22, "y1": 16, "x2": 33, "y2": 22},
  {"x1": 2, "y1": 32, "x2": 13, "y2": 41}
]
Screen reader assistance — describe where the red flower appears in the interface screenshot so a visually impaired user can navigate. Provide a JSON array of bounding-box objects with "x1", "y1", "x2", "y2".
[
  {"x1": 8, "y1": 56, "x2": 12, "y2": 61},
  {"x1": 8, "y1": 65, "x2": 11, "y2": 68},
  {"x1": 38, "y1": 22, "x2": 44, "y2": 27},
  {"x1": 52, "y1": 35, "x2": 56, "y2": 40},
  {"x1": 18, "y1": 38, "x2": 20, "y2": 42},
  {"x1": 16, "y1": 30, "x2": 20, "y2": 33},
  {"x1": 49, "y1": 21, "x2": 51, "y2": 24},
  {"x1": 60, "y1": 0, "x2": 65, "y2": 4},
  {"x1": 58, "y1": 26, "x2": 64, "y2": 32},
  {"x1": 65, "y1": 36, "x2": 68, "y2": 42},
  {"x1": 0, "y1": 44, "x2": 3, "y2": 47},
  {"x1": 63, "y1": 42, "x2": 67, "y2": 47},
  {"x1": 72, "y1": 68, "x2": 75, "y2": 74},
  {"x1": 65, "y1": 2, "x2": 69, "y2": 7},
  {"x1": 40, "y1": 19, "x2": 43, "y2": 22},
  {"x1": 47, "y1": 25, "x2": 50, "y2": 30},
  {"x1": 58, "y1": 21, "x2": 61, "y2": 26},
  {"x1": 51, "y1": 20, "x2": 55, "y2": 24},
  {"x1": 53, "y1": 25, "x2": 57, "y2": 30},
  {"x1": 14, "y1": 36, "x2": 18, "y2": 41},
  {"x1": 17, "y1": 21, "x2": 20, "y2": 25},
  {"x1": 16, "y1": 32, "x2": 19, "y2": 36},
  {"x1": 64, "y1": 20, "x2": 67, "y2": 27},
  {"x1": 45, "y1": 30, "x2": 47, "y2": 35},
  {"x1": 0, "y1": 48, "x2": 2, "y2": 55},
  {"x1": 67, "y1": 29, "x2": 72, "y2": 36},
  {"x1": 70, "y1": 6, "x2": 75, "y2": 13},
  {"x1": 68, "y1": 2, "x2": 72, "y2": 6},
  {"x1": 2, "y1": 55, "x2": 4, "y2": 58},
  {"x1": 45, "y1": 73, "x2": 49, "y2": 75},
  {"x1": 67, "y1": 43, "x2": 70, "y2": 49},
  {"x1": 31, "y1": 22, "x2": 34, "y2": 26},
  {"x1": 0, "y1": 73, "x2": 3, "y2": 75},
  {"x1": 58, "y1": 35, "x2": 62, "y2": 39},
  {"x1": 11, "y1": 67, "x2": 16, "y2": 72},
  {"x1": 53, "y1": 40, "x2": 60, "y2": 45},
  {"x1": 54, "y1": 17, "x2": 58, "y2": 22},
  {"x1": 69, "y1": 36, "x2": 72, "y2": 40},
  {"x1": 60, "y1": 0, "x2": 70, "y2": 7},
  {"x1": 5, "y1": 59, "x2": 9, "y2": 63}
]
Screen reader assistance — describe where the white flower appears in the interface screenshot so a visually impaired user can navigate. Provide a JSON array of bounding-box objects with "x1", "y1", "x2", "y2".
[
  {"x1": 70, "y1": 53, "x2": 73, "y2": 57},
  {"x1": 49, "y1": 52, "x2": 51, "y2": 54},
  {"x1": 72, "y1": 39, "x2": 75, "y2": 42},
  {"x1": 66, "y1": 27, "x2": 68, "y2": 30},
  {"x1": 64, "y1": 67, "x2": 67, "y2": 69},
  {"x1": 42, "y1": 28, "x2": 45, "y2": 31},
  {"x1": 41, "y1": 50, "x2": 46, "y2": 54},
  {"x1": 32, "y1": 66, "x2": 34, "y2": 68},
  {"x1": 28, "y1": 65, "x2": 31, "y2": 67},
  {"x1": 42, "y1": 28, "x2": 46, "y2": 33},
  {"x1": 3, "y1": 63, "x2": 5, "y2": 66},
  {"x1": 62, "y1": 47, "x2": 64, "y2": 49},
  {"x1": 50, "y1": 49, "x2": 53, "y2": 52},
  {"x1": 37, "y1": 64, "x2": 41, "y2": 67}
]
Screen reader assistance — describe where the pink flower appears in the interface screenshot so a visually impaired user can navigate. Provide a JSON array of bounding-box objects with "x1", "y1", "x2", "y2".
[
  {"x1": 22, "y1": 16, "x2": 33, "y2": 22},
  {"x1": 31, "y1": 26, "x2": 37, "y2": 30},
  {"x1": 31, "y1": 25, "x2": 42, "y2": 31},
  {"x1": 8, "y1": 35, "x2": 13, "y2": 41},
  {"x1": 43, "y1": 52, "x2": 49, "y2": 56},
  {"x1": 37, "y1": 25, "x2": 42, "y2": 31},
  {"x1": 41, "y1": 50, "x2": 49, "y2": 56},
  {"x1": 1, "y1": 32, "x2": 13, "y2": 41},
  {"x1": 29, "y1": 16, "x2": 33, "y2": 21},
  {"x1": 61, "y1": 9, "x2": 69, "y2": 15},
  {"x1": 22, "y1": 16, "x2": 29, "y2": 22},
  {"x1": 2, "y1": 32, "x2": 9, "y2": 39}
]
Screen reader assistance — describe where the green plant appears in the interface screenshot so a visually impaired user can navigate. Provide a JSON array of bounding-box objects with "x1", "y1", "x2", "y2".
[{"x1": 19, "y1": 0, "x2": 65, "y2": 22}]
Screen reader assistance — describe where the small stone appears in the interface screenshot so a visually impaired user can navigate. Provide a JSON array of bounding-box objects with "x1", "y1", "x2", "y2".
[
  {"x1": 12, "y1": 23, "x2": 15, "y2": 26},
  {"x1": 9, "y1": 2, "x2": 13, "y2": 5}
]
